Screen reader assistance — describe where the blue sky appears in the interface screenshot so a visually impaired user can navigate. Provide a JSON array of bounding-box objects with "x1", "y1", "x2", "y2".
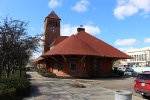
[{"x1": 0, "y1": 0, "x2": 150, "y2": 57}]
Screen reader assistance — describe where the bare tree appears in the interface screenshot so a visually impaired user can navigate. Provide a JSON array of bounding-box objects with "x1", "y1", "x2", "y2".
[{"x1": 0, "y1": 17, "x2": 40, "y2": 78}]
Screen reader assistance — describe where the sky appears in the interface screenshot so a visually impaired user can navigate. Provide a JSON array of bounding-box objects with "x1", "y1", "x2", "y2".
[{"x1": 0, "y1": 0, "x2": 150, "y2": 58}]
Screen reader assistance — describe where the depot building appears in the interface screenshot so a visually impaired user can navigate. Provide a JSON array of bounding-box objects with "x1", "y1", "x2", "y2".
[{"x1": 34, "y1": 11, "x2": 131, "y2": 78}]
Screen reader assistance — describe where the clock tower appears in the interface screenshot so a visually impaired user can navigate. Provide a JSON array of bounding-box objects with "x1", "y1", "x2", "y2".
[{"x1": 43, "y1": 11, "x2": 61, "y2": 53}]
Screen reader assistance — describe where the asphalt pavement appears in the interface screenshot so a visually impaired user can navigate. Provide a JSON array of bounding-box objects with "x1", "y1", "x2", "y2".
[{"x1": 23, "y1": 72, "x2": 145, "y2": 100}]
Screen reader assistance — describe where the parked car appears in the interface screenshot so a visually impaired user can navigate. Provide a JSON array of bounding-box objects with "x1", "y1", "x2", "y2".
[
  {"x1": 117, "y1": 67, "x2": 126, "y2": 71},
  {"x1": 125, "y1": 67, "x2": 134, "y2": 72},
  {"x1": 134, "y1": 71, "x2": 150, "y2": 98},
  {"x1": 117, "y1": 67, "x2": 134, "y2": 72}
]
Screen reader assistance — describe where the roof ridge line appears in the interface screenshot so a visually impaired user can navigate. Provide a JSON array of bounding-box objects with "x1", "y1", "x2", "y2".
[{"x1": 74, "y1": 35, "x2": 100, "y2": 55}]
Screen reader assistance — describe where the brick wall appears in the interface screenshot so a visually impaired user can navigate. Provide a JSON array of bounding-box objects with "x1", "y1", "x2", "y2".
[
  {"x1": 99, "y1": 58, "x2": 113, "y2": 77},
  {"x1": 45, "y1": 56, "x2": 113, "y2": 78}
]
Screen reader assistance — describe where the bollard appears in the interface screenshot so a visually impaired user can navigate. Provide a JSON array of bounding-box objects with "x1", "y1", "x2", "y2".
[{"x1": 115, "y1": 90, "x2": 132, "y2": 100}]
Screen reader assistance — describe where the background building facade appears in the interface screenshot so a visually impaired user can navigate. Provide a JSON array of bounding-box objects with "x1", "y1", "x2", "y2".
[{"x1": 127, "y1": 47, "x2": 150, "y2": 66}]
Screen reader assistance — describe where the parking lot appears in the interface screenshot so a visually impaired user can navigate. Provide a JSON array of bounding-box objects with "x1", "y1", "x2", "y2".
[{"x1": 24, "y1": 72, "x2": 146, "y2": 100}]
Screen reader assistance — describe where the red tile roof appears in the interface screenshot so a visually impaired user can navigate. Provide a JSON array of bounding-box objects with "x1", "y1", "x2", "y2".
[
  {"x1": 76, "y1": 31, "x2": 130, "y2": 58},
  {"x1": 43, "y1": 31, "x2": 131, "y2": 59},
  {"x1": 50, "y1": 36, "x2": 68, "y2": 46}
]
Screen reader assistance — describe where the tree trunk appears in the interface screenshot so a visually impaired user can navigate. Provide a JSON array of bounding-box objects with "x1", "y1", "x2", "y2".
[
  {"x1": 19, "y1": 67, "x2": 22, "y2": 78},
  {"x1": 0, "y1": 67, "x2": 2, "y2": 79},
  {"x1": 6, "y1": 71, "x2": 10, "y2": 78},
  {"x1": 5, "y1": 67, "x2": 10, "y2": 78}
]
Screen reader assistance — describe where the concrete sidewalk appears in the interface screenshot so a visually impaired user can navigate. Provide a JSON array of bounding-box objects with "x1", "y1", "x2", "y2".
[{"x1": 24, "y1": 72, "x2": 145, "y2": 100}]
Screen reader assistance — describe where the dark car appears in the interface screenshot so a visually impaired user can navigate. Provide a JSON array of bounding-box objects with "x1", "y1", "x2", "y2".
[{"x1": 134, "y1": 71, "x2": 150, "y2": 98}]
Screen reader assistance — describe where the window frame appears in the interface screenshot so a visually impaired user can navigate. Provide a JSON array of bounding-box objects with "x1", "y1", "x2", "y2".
[{"x1": 70, "y1": 63, "x2": 77, "y2": 71}]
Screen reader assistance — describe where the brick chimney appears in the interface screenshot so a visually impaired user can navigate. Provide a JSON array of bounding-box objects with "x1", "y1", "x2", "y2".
[{"x1": 77, "y1": 25, "x2": 85, "y2": 32}]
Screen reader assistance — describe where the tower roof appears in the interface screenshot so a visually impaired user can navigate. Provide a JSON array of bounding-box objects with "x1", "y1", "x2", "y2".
[{"x1": 46, "y1": 11, "x2": 60, "y2": 19}]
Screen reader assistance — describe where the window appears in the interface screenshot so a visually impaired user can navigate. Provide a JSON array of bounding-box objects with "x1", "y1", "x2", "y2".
[
  {"x1": 58, "y1": 65, "x2": 63, "y2": 71},
  {"x1": 70, "y1": 63, "x2": 77, "y2": 71},
  {"x1": 137, "y1": 74, "x2": 150, "y2": 80},
  {"x1": 83, "y1": 62, "x2": 87, "y2": 71},
  {"x1": 53, "y1": 64, "x2": 58, "y2": 69},
  {"x1": 142, "y1": 54, "x2": 144, "y2": 61},
  {"x1": 93, "y1": 58, "x2": 99, "y2": 71},
  {"x1": 145, "y1": 54, "x2": 147, "y2": 60},
  {"x1": 70, "y1": 56, "x2": 77, "y2": 71},
  {"x1": 57, "y1": 59, "x2": 63, "y2": 71}
]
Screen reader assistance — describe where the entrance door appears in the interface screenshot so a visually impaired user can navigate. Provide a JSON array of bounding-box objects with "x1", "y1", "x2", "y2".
[{"x1": 93, "y1": 58, "x2": 100, "y2": 77}]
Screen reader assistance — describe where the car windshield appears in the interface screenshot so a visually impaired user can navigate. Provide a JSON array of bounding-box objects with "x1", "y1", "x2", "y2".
[{"x1": 137, "y1": 74, "x2": 150, "y2": 80}]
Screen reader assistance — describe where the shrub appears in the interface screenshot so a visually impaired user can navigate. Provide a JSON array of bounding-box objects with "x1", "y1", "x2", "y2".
[
  {"x1": 10, "y1": 70, "x2": 27, "y2": 79},
  {"x1": 0, "y1": 87, "x2": 16, "y2": 97},
  {"x1": 37, "y1": 68, "x2": 49, "y2": 73},
  {"x1": 37, "y1": 68, "x2": 56, "y2": 77},
  {"x1": 15, "y1": 79, "x2": 30, "y2": 96},
  {"x1": 0, "y1": 78, "x2": 30, "y2": 96},
  {"x1": 0, "y1": 70, "x2": 30, "y2": 99},
  {"x1": 112, "y1": 69, "x2": 124, "y2": 77}
]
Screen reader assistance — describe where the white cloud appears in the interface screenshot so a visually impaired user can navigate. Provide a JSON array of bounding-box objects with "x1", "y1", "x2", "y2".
[
  {"x1": 84, "y1": 25, "x2": 100, "y2": 35},
  {"x1": 131, "y1": 0, "x2": 150, "y2": 12},
  {"x1": 144, "y1": 38, "x2": 150, "y2": 43},
  {"x1": 61, "y1": 23, "x2": 100, "y2": 36},
  {"x1": 114, "y1": 0, "x2": 150, "y2": 20},
  {"x1": 48, "y1": 0, "x2": 61, "y2": 8},
  {"x1": 61, "y1": 24, "x2": 77, "y2": 36},
  {"x1": 115, "y1": 38, "x2": 137, "y2": 46},
  {"x1": 71, "y1": 0, "x2": 90, "y2": 12},
  {"x1": 114, "y1": 4, "x2": 138, "y2": 20},
  {"x1": 117, "y1": 47, "x2": 134, "y2": 52},
  {"x1": 32, "y1": 52, "x2": 41, "y2": 59}
]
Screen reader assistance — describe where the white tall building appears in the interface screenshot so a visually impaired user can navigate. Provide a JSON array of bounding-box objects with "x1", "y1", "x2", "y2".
[{"x1": 127, "y1": 47, "x2": 150, "y2": 66}]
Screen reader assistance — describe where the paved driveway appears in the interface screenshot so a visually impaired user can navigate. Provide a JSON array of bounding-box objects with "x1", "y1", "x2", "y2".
[{"x1": 24, "y1": 72, "x2": 146, "y2": 100}]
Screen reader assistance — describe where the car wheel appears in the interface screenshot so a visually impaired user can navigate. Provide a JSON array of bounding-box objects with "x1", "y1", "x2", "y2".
[{"x1": 142, "y1": 94, "x2": 150, "y2": 99}]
